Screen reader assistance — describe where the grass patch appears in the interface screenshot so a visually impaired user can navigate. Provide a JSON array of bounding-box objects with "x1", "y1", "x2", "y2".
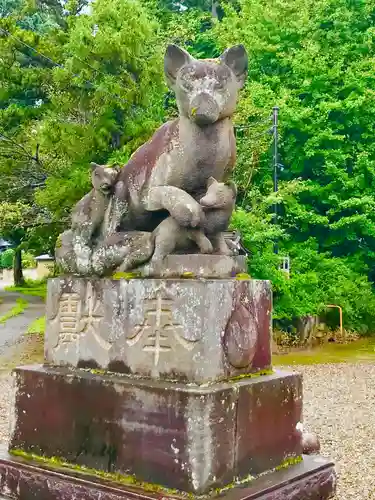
[
  {"x1": 26, "y1": 316, "x2": 46, "y2": 335},
  {"x1": 5, "y1": 279, "x2": 47, "y2": 300},
  {"x1": 0, "y1": 298, "x2": 29, "y2": 324},
  {"x1": 273, "y1": 338, "x2": 375, "y2": 366}
]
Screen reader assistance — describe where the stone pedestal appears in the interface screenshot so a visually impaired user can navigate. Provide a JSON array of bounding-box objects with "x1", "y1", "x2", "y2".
[
  {"x1": 44, "y1": 276, "x2": 272, "y2": 383},
  {"x1": 1, "y1": 268, "x2": 336, "y2": 499},
  {"x1": 0, "y1": 446, "x2": 336, "y2": 500},
  {"x1": 9, "y1": 366, "x2": 302, "y2": 494}
]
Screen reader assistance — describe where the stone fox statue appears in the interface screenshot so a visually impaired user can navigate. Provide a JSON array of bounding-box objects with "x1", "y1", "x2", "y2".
[
  {"x1": 56, "y1": 163, "x2": 120, "y2": 275},
  {"x1": 56, "y1": 163, "x2": 153, "y2": 276},
  {"x1": 108, "y1": 43, "x2": 248, "y2": 236},
  {"x1": 56, "y1": 44, "x2": 247, "y2": 276},
  {"x1": 143, "y1": 176, "x2": 238, "y2": 272},
  {"x1": 57, "y1": 172, "x2": 237, "y2": 276}
]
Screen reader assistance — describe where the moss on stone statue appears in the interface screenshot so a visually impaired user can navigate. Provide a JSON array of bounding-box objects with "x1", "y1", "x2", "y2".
[
  {"x1": 235, "y1": 273, "x2": 251, "y2": 280},
  {"x1": 181, "y1": 272, "x2": 195, "y2": 278},
  {"x1": 112, "y1": 271, "x2": 141, "y2": 280},
  {"x1": 228, "y1": 368, "x2": 274, "y2": 383},
  {"x1": 9, "y1": 449, "x2": 183, "y2": 496},
  {"x1": 89, "y1": 368, "x2": 106, "y2": 375},
  {"x1": 214, "y1": 474, "x2": 254, "y2": 494},
  {"x1": 9, "y1": 449, "x2": 304, "y2": 497},
  {"x1": 274, "y1": 455, "x2": 303, "y2": 471}
]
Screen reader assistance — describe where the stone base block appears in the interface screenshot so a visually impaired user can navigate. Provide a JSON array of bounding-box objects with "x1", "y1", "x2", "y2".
[
  {"x1": 137, "y1": 254, "x2": 247, "y2": 278},
  {"x1": 10, "y1": 365, "x2": 302, "y2": 495},
  {"x1": 44, "y1": 277, "x2": 271, "y2": 383},
  {"x1": 0, "y1": 447, "x2": 336, "y2": 500}
]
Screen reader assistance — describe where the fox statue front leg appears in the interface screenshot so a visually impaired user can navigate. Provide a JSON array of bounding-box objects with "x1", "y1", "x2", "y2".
[{"x1": 146, "y1": 185, "x2": 204, "y2": 228}]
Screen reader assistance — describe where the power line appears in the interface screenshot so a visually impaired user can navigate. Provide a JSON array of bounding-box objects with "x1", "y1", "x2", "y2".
[
  {"x1": 0, "y1": 26, "x2": 133, "y2": 106},
  {"x1": 1, "y1": 26, "x2": 271, "y2": 131},
  {"x1": 0, "y1": 27, "x2": 64, "y2": 68},
  {"x1": 235, "y1": 115, "x2": 273, "y2": 130},
  {"x1": 235, "y1": 128, "x2": 273, "y2": 141}
]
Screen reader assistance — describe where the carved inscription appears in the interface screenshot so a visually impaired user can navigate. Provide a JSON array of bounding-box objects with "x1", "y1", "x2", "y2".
[
  {"x1": 52, "y1": 283, "x2": 108, "y2": 351},
  {"x1": 79, "y1": 282, "x2": 109, "y2": 351},
  {"x1": 127, "y1": 286, "x2": 198, "y2": 367},
  {"x1": 56, "y1": 293, "x2": 81, "y2": 344}
]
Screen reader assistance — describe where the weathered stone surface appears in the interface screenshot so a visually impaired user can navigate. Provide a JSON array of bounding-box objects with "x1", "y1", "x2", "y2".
[
  {"x1": 137, "y1": 254, "x2": 246, "y2": 278},
  {"x1": 301, "y1": 431, "x2": 321, "y2": 455},
  {"x1": 9, "y1": 366, "x2": 303, "y2": 494},
  {"x1": 0, "y1": 446, "x2": 336, "y2": 500},
  {"x1": 55, "y1": 45, "x2": 249, "y2": 277},
  {"x1": 44, "y1": 276, "x2": 271, "y2": 382},
  {"x1": 236, "y1": 372, "x2": 303, "y2": 475},
  {"x1": 145, "y1": 178, "x2": 238, "y2": 272}
]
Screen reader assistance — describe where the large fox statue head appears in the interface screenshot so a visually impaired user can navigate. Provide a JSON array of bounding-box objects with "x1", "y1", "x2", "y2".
[{"x1": 164, "y1": 44, "x2": 248, "y2": 126}]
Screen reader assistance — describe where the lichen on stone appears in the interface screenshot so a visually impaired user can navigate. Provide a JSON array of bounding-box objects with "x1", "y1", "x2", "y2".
[
  {"x1": 274, "y1": 455, "x2": 303, "y2": 471},
  {"x1": 112, "y1": 271, "x2": 140, "y2": 280},
  {"x1": 235, "y1": 273, "x2": 251, "y2": 280},
  {"x1": 181, "y1": 272, "x2": 195, "y2": 278},
  {"x1": 228, "y1": 368, "x2": 274, "y2": 383}
]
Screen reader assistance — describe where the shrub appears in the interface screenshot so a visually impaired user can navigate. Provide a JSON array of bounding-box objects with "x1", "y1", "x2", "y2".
[
  {"x1": 1, "y1": 248, "x2": 14, "y2": 270},
  {"x1": 22, "y1": 252, "x2": 36, "y2": 269}
]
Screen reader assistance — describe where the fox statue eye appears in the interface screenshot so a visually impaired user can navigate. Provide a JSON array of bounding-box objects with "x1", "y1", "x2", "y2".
[
  {"x1": 180, "y1": 77, "x2": 194, "y2": 92},
  {"x1": 214, "y1": 81, "x2": 225, "y2": 91}
]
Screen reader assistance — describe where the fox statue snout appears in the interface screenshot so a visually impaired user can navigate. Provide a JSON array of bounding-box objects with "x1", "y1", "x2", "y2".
[{"x1": 190, "y1": 92, "x2": 220, "y2": 125}]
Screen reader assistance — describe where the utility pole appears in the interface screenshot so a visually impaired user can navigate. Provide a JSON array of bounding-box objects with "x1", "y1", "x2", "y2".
[{"x1": 272, "y1": 106, "x2": 279, "y2": 254}]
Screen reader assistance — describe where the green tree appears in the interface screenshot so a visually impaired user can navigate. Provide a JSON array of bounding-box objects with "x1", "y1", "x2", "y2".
[
  {"x1": 0, "y1": 0, "x2": 62, "y2": 282},
  {"x1": 34, "y1": 0, "x2": 166, "y2": 221},
  {"x1": 0, "y1": 0, "x2": 165, "y2": 278},
  {"x1": 1, "y1": 248, "x2": 15, "y2": 270},
  {"x1": 217, "y1": 0, "x2": 375, "y2": 333}
]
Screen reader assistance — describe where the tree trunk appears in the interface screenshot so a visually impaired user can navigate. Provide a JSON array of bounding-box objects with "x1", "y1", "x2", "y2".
[
  {"x1": 296, "y1": 315, "x2": 319, "y2": 346},
  {"x1": 13, "y1": 248, "x2": 24, "y2": 286},
  {"x1": 212, "y1": 0, "x2": 219, "y2": 18}
]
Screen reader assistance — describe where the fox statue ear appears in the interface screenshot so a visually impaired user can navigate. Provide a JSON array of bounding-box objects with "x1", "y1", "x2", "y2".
[
  {"x1": 90, "y1": 162, "x2": 101, "y2": 172},
  {"x1": 164, "y1": 44, "x2": 193, "y2": 88},
  {"x1": 220, "y1": 45, "x2": 248, "y2": 88},
  {"x1": 207, "y1": 176, "x2": 218, "y2": 188}
]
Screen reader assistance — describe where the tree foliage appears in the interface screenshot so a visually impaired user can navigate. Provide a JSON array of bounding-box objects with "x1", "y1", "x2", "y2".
[
  {"x1": 2, "y1": 0, "x2": 375, "y2": 332},
  {"x1": 216, "y1": 0, "x2": 375, "y2": 333}
]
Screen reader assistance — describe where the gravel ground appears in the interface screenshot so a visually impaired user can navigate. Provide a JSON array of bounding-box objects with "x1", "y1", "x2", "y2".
[
  {"x1": 0, "y1": 363, "x2": 374, "y2": 499},
  {"x1": 0, "y1": 373, "x2": 12, "y2": 445},
  {"x1": 292, "y1": 363, "x2": 375, "y2": 500}
]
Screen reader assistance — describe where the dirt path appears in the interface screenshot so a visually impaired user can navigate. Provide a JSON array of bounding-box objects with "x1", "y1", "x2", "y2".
[
  {"x1": 0, "y1": 290, "x2": 44, "y2": 358},
  {"x1": 0, "y1": 289, "x2": 45, "y2": 446}
]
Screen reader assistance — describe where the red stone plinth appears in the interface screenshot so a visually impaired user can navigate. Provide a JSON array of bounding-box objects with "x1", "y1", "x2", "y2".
[
  {"x1": 9, "y1": 365, "x2": 302, "y2": 495},
  {"x1": 0, "y1": 446, "x2": 336, "y2": 500}
]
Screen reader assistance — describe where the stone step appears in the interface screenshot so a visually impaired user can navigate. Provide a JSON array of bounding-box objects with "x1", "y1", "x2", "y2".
[{"x1": 0, "y1": 446, "x2": 336, "y2": 500}]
